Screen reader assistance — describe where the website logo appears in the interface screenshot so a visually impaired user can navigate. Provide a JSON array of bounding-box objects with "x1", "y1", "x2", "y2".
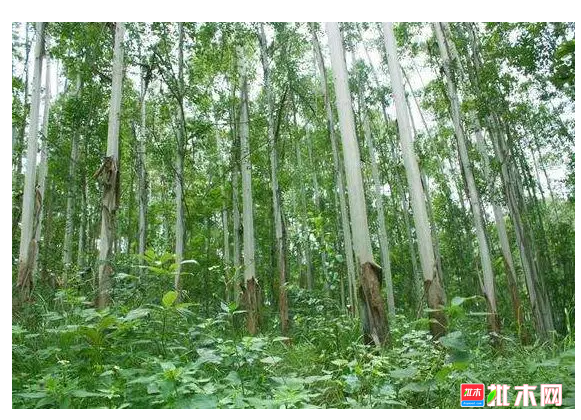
[{"x1": 461, "y1": 383, "x2": 485, "y2": 407}]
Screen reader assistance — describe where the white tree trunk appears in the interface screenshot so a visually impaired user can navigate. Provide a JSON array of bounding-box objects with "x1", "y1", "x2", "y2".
[
  {"x1": 17, "y1": 22, "x2": 45, "y2": 300},
  {"x1": 238, "y1": 48, "x2": 256, "y2": 282},
  {"x1": 434, "y1": 22, "x2": 499, "y2": 333},
  {"x1": 294, "y1": 130, "x2": 313, "y2": 290},
  {"x1": 327, "y1": 22, "x2": 388, "y2": 346},
  {"x1": 474, "y1": 125, "x2": 525, "y2": 336},
  {"x1": 259, "y1": 24, "x2": 288, "y2": 333},
  {"x1": 326, "y1": 23, "x2": 373, "y2": 264},
  {"x1": 311, "y1": 27, "x2": 357, "y2": 313},
  {"x1": 174, "y1": 22, "x2": 185, "y2": 293},
  {"x1": 363, "y1": 114, "x2": 395, "y2": 315},
  {"x1": 238, "y1": 45, "x2": 259, "y2": 334},
  {"x1": 401, "y1": 66, "x2": 446, "y2": 287},
  {"x1": 382, "y1": 22, "x2": 447, "y2": 338},
  {"x1": 32, "y1": 50, "x2": 51, "y2": 278},
  {"x1": 215, "y1": 124, "x2": 231, "y2": 301},
  {"x1": 97, "y1": 22, "x2": 125, "y2": 308}
]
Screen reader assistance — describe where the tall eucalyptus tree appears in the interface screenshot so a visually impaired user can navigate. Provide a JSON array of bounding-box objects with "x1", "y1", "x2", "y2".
[
  {"x1": 382, "y1": 22, "x2": 447, "y2": 339},
  {"x1": 327, "y1": 22, "x2": 389, "y2": 346},
  {"x1": 238, "y1": 44, "x2": 260, "y2": 335},
  {"x1": 258, "y1": 23, "x2": 289, "y2": 334},
  {"x1": 96, "y1": 22, "x2": 125, "y2": 308},
  {"x1": 17, "y1": 22, "x2": 45, "y2": 301}
]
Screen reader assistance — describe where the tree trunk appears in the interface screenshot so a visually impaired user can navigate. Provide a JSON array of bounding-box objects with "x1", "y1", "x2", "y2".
[
  {"x1": 434, "y1": 23, "x2": 499, "y2": 336},
  {"x1": 14, "y1": 23, "x2": 31, "y2": 176},
  {"x1": 96, "y1": 22, "x2": 125, "y2": 308},
  {"x1": 63, "y1": 73, "x2": 82, "y2": 284},
  {"x1": 490, "y1": 116, "x2": 555, "y2": 338},
  {"x1": 231, "y1": 104, "x2": 242, "y2": 305},
  {"x1": 17, "y1": 22, "x2": 45, "y2": 302},
  {"x1": 307, "y1": 129, "x2": 330, "y2": 295},
  {"x1": 382, "y1": 22, "x2": 447, "y2": 339},
  {"x1": 13, "y1": 24, "x2": 32, "y2": 242},
  {"x1": 258, "y1": 24, "x2": 288, "y2": 334},
  {"x1": 77, "y1": 163, "x2": 87, "y2": 269},
  {"x1": 32, "y1": 55, "x2": 51, "y2": 277},
  {"x1": 327, "y1": 22, "x2": 389, "y2": 347},
  {"x1": 363, "y1": 114, "x2": 395, "y2": 315},
  {"x1": 473, "y1": 119, "x2": 526, "y2": 341},
  {"x1": 174, "y1": 22, "x2": 185, "y2": 294},
  {"x1": 238, "y1": 45, "x2": 260, "y2": 335},
  {"x1": 294, "y1": 121, "x2": 314, "y2": 291},
  {"x1": 401, "y1": 67, "x2": 445, "y2": 287},
  {"x1": 311, "y1": 27, "x2": 357, "y2": 313},
  {"x1": 137, "y1": 65, "x2": 148, "y2": 276},
  {"x1": 359, "y1": 25, "x2": 424, "y2": 316}
]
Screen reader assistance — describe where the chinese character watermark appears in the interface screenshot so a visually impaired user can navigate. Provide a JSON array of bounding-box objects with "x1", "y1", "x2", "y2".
[{"x1": 540, "y1": 384, "x2": 562, "y2": 407}]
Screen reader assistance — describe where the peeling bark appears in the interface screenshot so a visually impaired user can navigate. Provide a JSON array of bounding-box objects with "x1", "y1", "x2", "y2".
[
  {"x1": 242, "y1": 277, "x2": 261, "y2": 335},
  {"x1": 17, "y1": 22, "x2": 45, "y2": 303},
  {"x1": 97, "y1": 23, "x2": 125, "y2": 308},
  {"x1": 327, "y1": 22, "x2": 389, "y2": 346},
  {"x1": 238, "y1": 45, "x2": 260, "y2": 334},
  {"x1": 363, "y1": 114, "x2": 395, "y2": 315},
  {"x1": 359, "y1": 262, "x2": 390, "y2": 346}
]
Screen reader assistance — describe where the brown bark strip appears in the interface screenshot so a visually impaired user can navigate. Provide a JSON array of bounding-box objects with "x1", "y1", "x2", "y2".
[
  {"x1": 359, "y1": 262, "x2": 389, "y2": 347},
  {"x1": 242, "y1": 277, "x2": 261, "y2": 335},
  {"x1": 425, "y1": 272, "x2": 447, "y2": 340},
  {"x1": 95, "y1": 156, "x2": 119, "y2": 308},
  {"x1": 17, "y1": 187, "x2": 42, "y2": 303}
]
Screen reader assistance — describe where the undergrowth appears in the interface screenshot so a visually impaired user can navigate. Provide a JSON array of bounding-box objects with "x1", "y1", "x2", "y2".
[{"x1": 12, "y1": 271, "x2": 575, "y2": 409}]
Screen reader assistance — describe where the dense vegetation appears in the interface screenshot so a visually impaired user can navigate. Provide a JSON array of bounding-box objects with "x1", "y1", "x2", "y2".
[{"x1": 12, "y1": 22, "x2": 575, "y2": 409}]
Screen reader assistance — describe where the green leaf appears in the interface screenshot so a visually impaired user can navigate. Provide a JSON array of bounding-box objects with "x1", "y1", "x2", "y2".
[
  {"x1": 70, "y1": 390, "x2": 104, "y2": 398},
  {"x1": 342, "y1": 374, "x2": 361, "y2": 393},
  {"x1": 390, "y1": 366, "x2": 418, "y2": 379},
  {"x1": 162, "y1": 291, "x2": 178, "y2": 308},
  {"x1": 16, "y1": 392, "x2": 47, "y2": 399},
  {"x1": 124, "y1": 308, "x2": 150, "y2": 321},
  {"x1": 180, "y1": 259, "x2": 199, "y2": 265},
  {"x1": 147, "y1": 382, "x2": 160, "y2": 394},
  {"x1": 196, "y1": 348, "x2": 223, "y2": 365},
  {"x1": 439, "y1": 331, "x2": 468, "y2": 351},
  {"x1": 225, "y1": 371, "x2": 241, "y2": 385},
  {"x1": 400, "y1": 381, "x2": 431, "y2": 394},
  {"x1": 185, "y1": 394, "x2": 218, "y2": 409},
  {"x1": 487, "y1": 389, "x2": 497, "y2": 404},
  {"x1": 451, "y1": 296, "x2": 467, "y2": 306},
  {"x1": 260, "y1": 356, "x2": 282, "y2": 365}
]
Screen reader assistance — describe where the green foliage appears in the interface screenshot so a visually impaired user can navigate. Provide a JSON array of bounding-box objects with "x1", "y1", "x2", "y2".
[{"x1": 12, "y1": 286, "x2": 575, "y2": 408}]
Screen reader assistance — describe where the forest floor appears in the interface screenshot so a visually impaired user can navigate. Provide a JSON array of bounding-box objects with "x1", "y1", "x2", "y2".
[{"x1": 12, "y1": 278, "x2": 575, "y2": 409}]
